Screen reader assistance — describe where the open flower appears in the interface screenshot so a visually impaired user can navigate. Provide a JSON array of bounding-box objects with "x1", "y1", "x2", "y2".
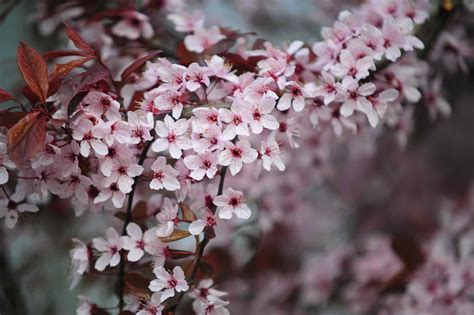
[
  {"x1": 92, "y1": 227, "x2": 123, "y2": 271},
  {"x1": 259, "y1": 136, "x2": 285, "y2": 172},
  {"x1": 137, "y1": 292, "x2": 165, "y2": 315},
  {"x1": 70, "y1": 238, "x2": 91, "y2": 288},
  {"x1": 111, "y1": 11, "x2": 153, "y2": 40},
  {"x1": 0, "y1": 193, "x2": 39, "y2": 229},
  {"x1": 340, "y1": 78, "x2": 376, "y2": 117},
  {"x1": 150, "y1": 157, "x2": 180, "y2": 191},
  {"x1": 149, "y1": 266, "x2": 189, "y2": 302},
  {"x1": 277, "y1": 82, "x2": 309, "y2": 112},
  {"x1": 189, "y1": 208, "x2": 217, "y2": 235},
  {"x1": 156, "y1": 198, "x2": 179, "y2": 237},
  {"x1": 213, "y1": 188, "x2": 251, "y2": 220},
  {"x1": 0, "y1": 141, "x2": 15, "y2": 184},
  {"x1": 184, "y1": 26, "x2": 225, "y2": 53},
  {"x1": 218, "y1": 140, "x2": 258, "y2": 175},
  {"x1": 184, "y1": 151, "x2": 219, "y2": 180},
  {"x1": 152, "y1": 115, "x2": 191, "y2": 159}
]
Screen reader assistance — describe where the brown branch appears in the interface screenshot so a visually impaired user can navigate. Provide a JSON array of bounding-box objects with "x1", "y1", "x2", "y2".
[
  {"x1": 118, "y1": 140, "x2": 153, "y2": 311},
  {"x1": 167, "y1": 165, "x2": 228, "y2": 314}
]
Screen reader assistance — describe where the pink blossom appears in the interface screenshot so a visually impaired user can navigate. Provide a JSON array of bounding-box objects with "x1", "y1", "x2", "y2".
[
  {"x1": 382, "y1": 18, "x2": 406, "y2": 61},
  {"x1": 168, "y1": 11, "x2": 205, "y2": 33},
  {"x1": 94, "y1": 180, "x2": 127, "y2": 208},
  {"x1": 366, "y1": 88, "x2": 400, "y2": 127},
  {"x1": 313, "y1": 72, "x2": 341, "y2": 105},
  {"x1": 184, "y1": 151, "x2": 219, "y2": 180},
  {"x1": 277, "y1": 82, "x2": 310, "y2": 112},
  {"x1": 218, "y1": 140, "x2": 258, "y2": 175},
  {"x1": 152, "y1": 115, "x2": 191, "y2": 159},
  {"x1": 155, "y1": 197, "x2": 179, "y2": 237},
  {"x1": 186, "y1": 63, "x2": 210, "y2": 92},
  {"x1": 192, "y1": 296, "x2": 230, "y2": 315},
  {"x1": 0, "y1": 141, "x2": 15, "y2": 184},
  {"x1": 92, "y1": 227, "x2": 123, "y2": 271},
  {"x1": 206, "y1": 56, "x2": 239, "y2": 83},
  {"x1": 191, "y1": 124, "x2": 224, "y2": 154},
  {"x1": 192, "y1": 107, "x2": 221, "y2": 133},
  {"x1": 136, "y1": 292, "x2": 164, "y2": 315},
  {"x1": 72, "y1": 118, "x2": 109, "y2": 158},
  {"x1": 127, "y1": 110, "x2": 154, "y2": 144},
  {"x1": 259, "y1": 136, "x2": 285, "y2": 172},
  {"x1": 340, "y1": 78, "x2": 376, "y2": 117},
  {"x1": 70, "y1": 238, "x2": 91, "y2": 288},
  {"x1": 184, "y1": 26, "x2": 225, "y2": 53},
  {"x1": 149, "y1": 266, "x2": 189, "y2": 302},
  {"x1": 332, "y1": 50, "x2": 373, "y2": 83},
  {"x1": 121, "y1": 223, "x2": 161, "y2": 262},
  {"x1": 102, "y1": 161, "x2": 143, "y2": 193},
  {"x1": 242, "y1": 97, "x2": 279, "y2": 134},
  {"x1": 81, "y1": 91, "x2": 121, "y2": 121},
  {"x1": 111, "y1": 11, "x2": 153, "y2": 40},
  {"x1": 213, "y1": 188, "x2": 251, "y2": 219},
  {"x1": 0, "y1": 193, "x2": 38, "y2": 228},
  {"x1": 150, "y1": 157, "x2": 180, "y2": 191},
  {"x1": 219, "y1": 107, "x2": 249, "y2": 140},
  {"x1": 153, "y1": 89, "x2": 185, "y2": 119},
  {"x1": 188, "y1": 208, "x2": 217, "y2": 235}
]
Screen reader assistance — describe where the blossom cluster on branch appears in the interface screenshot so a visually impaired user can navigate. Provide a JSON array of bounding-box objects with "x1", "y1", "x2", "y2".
[{"x1": 0, "y1": 0, "x2": 471, "y2": 314}]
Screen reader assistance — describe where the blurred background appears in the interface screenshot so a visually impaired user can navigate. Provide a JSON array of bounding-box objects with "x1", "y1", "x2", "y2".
[{"x1": 0, "y1": 0, "x2": 474, "y2": 314}]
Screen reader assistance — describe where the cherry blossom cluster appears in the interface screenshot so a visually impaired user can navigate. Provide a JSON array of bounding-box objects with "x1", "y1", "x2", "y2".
[{"x1": 1, "y1": 0, "x2": 469, "y2": 314}]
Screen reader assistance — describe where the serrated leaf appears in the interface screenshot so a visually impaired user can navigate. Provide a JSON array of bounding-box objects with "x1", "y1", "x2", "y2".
[
  {"x1": 50, "y1": 57, "x2": 93, "y2": 83},
  {"x1": 121, "y1": 51, "x2": 160, "y2": 82},
  {"x1": 17, "y1": 42, "x2": 49, "y2": 103},
  {"x1": 7, "y1": 111, "x2": 48, "y2": 166},
  {"x1": 159, "y1": 229, "x2": 191, "y2": 242},
  {"x1": 65, "y1": 23, "x2": 96, "y2": 57}
]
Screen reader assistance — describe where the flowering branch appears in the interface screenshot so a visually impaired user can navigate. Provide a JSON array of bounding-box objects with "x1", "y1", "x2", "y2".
[
  {"x1": 0, "y1": 0, "x2": 471, "y2": 314},
  {"x1": 118, "y1": 139, "x2": 153, "y2": 311}
]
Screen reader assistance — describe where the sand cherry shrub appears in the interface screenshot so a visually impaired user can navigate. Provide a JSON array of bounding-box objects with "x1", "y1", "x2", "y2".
[{"x1": 0, "y1": 0, "x2": 472, "y2": 314}]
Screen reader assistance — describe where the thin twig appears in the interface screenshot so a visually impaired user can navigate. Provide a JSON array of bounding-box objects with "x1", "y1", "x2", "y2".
[
  {"x1": 118, "y1": 140, "x2": 153, "y2": 311},
  {"x1": 168, "y1": 166, "x2": 228, "y2": 313}
]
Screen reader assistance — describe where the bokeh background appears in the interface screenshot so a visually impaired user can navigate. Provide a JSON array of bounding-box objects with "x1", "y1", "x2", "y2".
[{"x1": 0, "y1": 0, "x2": 473, "y2": 314}]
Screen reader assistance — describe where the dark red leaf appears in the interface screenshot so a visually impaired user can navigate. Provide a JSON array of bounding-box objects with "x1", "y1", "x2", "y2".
[
  {"x1": 7, "y1": 111, "x2": 48, "y2": 166},
  {"x1": 121, "y1": 51, "x2": 160, "y2": 82},
  {"x1": 170, "y1": 249, "x2": 194, "y2": 259},
  {"x1": 127, "y1": 90, "x2": 144, "y2": 111},
  {"x1": 176, "y1": 41, "x2": 199, "y2": 65},
  {"x1": 43, "y1": 50, "x2": 91, "y2": 60},
  {"x1": 132, "y1": 200, "x2": 149, "y2": 222},
  {"x1": 391, "y1": 235, "x2": 425, "y2": 271},
  {"x1": 124, "y1": 272, "x2": 150, "y2": 297},
  {"x1": 67, "y1": 91, "x2": 89, "y2": 117},
  {"x1": 0, "y1": 88, "x2": 15, "y2": 104},
  {"x1": 48, "y1": 57, "x2": 94, "y2": 96},
  {"x1": 0, "y1": 112, "x2": 26, "y2": 127},
  {"x1": 180, "y1": 202, "x2": 196, "y2": 221},
  {"x1": 65, "y1": 23, "x2": 96, "y2": 57},
  {"x1": 17, "y1": 42, "x2": 49, "y2": 103},
  {"x1": 204, "y1": 37, "x2": 239, "y2": 56},
  {"x1": 91, "y1": 306, "x2": 110, "y2": 315}
]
